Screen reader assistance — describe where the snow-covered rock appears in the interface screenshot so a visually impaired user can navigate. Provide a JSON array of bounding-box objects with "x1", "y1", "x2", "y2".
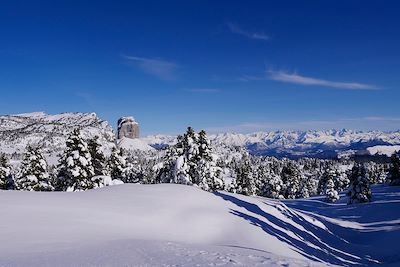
[{"x1": 0, "y1": 112, "x2": 115, "y2": 162}]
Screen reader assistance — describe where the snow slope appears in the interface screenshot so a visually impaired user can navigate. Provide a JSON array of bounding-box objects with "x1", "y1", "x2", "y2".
[
  {"x1": 117, "y1": 137, "x2": 155, "y2": 152},
  {"x1": 367, "y1": 145, "x2": 400, "y2": 156},
  {"x1": 0, "y1": 112, "x2": 115, "y2": 160},
  {"x1": 1, "y1": 184, "x2": 399, "y2": 266}
]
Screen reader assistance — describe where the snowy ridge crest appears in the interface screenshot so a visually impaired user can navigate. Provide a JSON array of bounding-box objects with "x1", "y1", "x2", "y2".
[
  {"x1": 142, "y1": 129, "x2": 400, "y2": 158},
  {"x1": 0, "y1": 112, "x2": 115, "y2": 158}
]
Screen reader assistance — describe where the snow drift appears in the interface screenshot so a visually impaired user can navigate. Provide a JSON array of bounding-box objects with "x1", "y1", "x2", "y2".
[{"x1": 0, "y1": 184, "x2": 399, "y2": 266}]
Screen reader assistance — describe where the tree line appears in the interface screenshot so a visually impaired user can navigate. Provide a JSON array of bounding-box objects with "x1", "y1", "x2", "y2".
[{"x1": 1, "y1": 127, "x2": 400, "y2": 205}]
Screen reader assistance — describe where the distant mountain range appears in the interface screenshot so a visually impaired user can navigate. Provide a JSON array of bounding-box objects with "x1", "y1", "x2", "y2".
[
  {"x1": 1, "y1": 112, "x2": 400, "y2": 161},
  {"x1": 142, "y1": 130, "x2": 400, "y2": 159}
]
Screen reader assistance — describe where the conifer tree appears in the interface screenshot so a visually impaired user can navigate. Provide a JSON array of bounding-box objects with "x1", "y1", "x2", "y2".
[
  {"x1": 198, "y1": 130, "x2": 212, "y2": 161},
  {"x1": 17, "y1": 146, "x2": 53, "y2": 191},
  {"x1": 157, "y1": 145, "x2": 181, "y2": 183},
  {"x1": 298, "y1": 174, "x2": 311, "y2": 198},
  {"x1": 388, "y1": 152, "x2": 400, "y2": 185},
  {"x1": 0, "y1": 153, "x2": 14, "y2": 190},
  {"x1": 347, "y1": 164, "x2": 372, "y2": 204},
  {"x1": 88, "y1": 136, "x2": 106, "y2": 176},
  {"x1": 335, "y1": 169, "x2": 350, "y2": 192},
  {"x1": 174, "y1": 155, "x2": 191, "y2": 184},
  {"x1": 235, "y1": 155, "x2": 256, "y2": 196},
  {"x1": 196, "y1": 130, "x2": 224, "y2": 191},
  {"x1": 325, "y1": 178, "x2": 339, "y2": 203},
  {"x1": 281, "y1": 162, "x2": 301, "y2": 199},
  {"x1": 108, "y1": 147, "x2": 127, "y2": 180},
  {"x1": 57, "y1": 129, "x2": 96, "y2": 191},
  {"x1": 318, "y1": 167, "x2": 337, "y2": 195},
  {"x1": 262, "y1": 172, "x2": 284, "y2": 199},
  {"x1": 182, "y1": 127, "x2": 200, "y2": 184}
]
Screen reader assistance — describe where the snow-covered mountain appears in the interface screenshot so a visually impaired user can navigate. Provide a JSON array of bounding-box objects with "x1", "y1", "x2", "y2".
[
  {"x1": 2, "y1": 112, "x2": 400, "y2": 160},
  {"x1": 0, "y1": 112, "x2": 115, "y2": 161},
  {"x1": 143, "y1": 129, "x2": 400, "y2": 158}
]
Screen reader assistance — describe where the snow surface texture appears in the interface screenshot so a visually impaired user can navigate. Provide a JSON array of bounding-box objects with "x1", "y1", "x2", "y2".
[{"x1": 0, "y1": 184, "x2": 399, "y2": 266}]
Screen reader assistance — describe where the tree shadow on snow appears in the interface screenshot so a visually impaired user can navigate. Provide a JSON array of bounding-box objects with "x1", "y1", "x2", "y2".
[{"x1": 214, "y1": 192, "x2": 378, "y2": 266}]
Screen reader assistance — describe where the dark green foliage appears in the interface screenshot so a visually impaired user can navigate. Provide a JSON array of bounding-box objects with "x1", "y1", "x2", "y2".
[
  {"x1": 388, "y1": 153, "x2": 400, "y2": 185},
  {"x1": 17, "y1": 146, "x2": 53, "y2": 191},
  {"x1": 88, "y1": 136, "x2": 107, "y2": 176},
  {"x1": 0, "y1": 153, "x2": 14, "y2": 190},
  {"x1": 57, "y1": 129, "x2": 96, "y2": 191},
  {"x1": 347, "y1": 164, "x2": 372, "y2": 204}
]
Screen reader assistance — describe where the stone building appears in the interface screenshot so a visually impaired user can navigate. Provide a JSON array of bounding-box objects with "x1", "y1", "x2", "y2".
[{"x1": 117, "y1": 117, "x2": 139, "y2": 139}]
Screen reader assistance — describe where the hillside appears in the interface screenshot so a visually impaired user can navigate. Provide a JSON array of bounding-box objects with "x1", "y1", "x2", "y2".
[
  {"x1": 0, "y1": 112, "x2": 115, "y2": 162},
  {"x1": 0, "y1": 184, "x2": 399, "y2": 266}
]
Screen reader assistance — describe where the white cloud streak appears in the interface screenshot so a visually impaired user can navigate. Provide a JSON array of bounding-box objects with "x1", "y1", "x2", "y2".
[
  {"x1": 227, "y1": 23, "x2": 269, "y2": 41},
  {"x1": 124, "y1": 55, "x2": 179, "y2": 80},
  {"x1": 268, "y1": 70, "x2": 378, "y2": 90}
]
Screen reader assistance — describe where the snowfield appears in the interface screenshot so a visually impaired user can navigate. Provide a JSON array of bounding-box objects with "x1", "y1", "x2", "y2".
[
  {"x1": 367, "y1": 145, "x2": 400, "y2": 157},
  {"x1": 0, "y1": 184, "x2": 399, "y2": 266}
]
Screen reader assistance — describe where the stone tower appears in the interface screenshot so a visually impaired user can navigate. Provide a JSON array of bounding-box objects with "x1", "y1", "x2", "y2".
[{"x1": 117, "y1": 117, "x2": 139, "y2": 139}]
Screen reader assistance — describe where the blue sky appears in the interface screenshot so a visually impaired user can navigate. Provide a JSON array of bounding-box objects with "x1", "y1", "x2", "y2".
[{"x1": 1, "y1": 1, "x2": 399, "y2": 135}]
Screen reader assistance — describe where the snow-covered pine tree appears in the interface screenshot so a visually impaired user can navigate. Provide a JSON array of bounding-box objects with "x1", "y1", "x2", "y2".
[
  {"x1": 108, "y1": 147, "x2": 127, "y2": 180},
  {"x1": 174, "y1": 155, "x2": 191, "y2": 184},
  {"x1": 197, "y1": 157, "x2": 224, "y2": 191},
  {"x1": 182, "y1": 127, "x2": 200, "y2": 184},
  {"x1": 255, "y1": 165, "x2": 268, "y2": 196},
  {"x1": 297, "y1": 174, "x2": 311, "y2": 199},
  {"x1": 124, "y1": 153, "x2": 141, "y2": 183},
  {"x1": 262, "y1": 172, "x2": 284, "y2": 199},
  {"x1": 235, "y1": 154, "x2": 256, "y2": 196},
  {"x1": 198, "y1": 130, "x2": 212, "y2": 160},
  {"x1": 16, "y1": 146, "x2": 53, "y2": 191},
  {"x1": 196, "y1": 130, "x2": 224, "y2": 191},
  {"x1": 318, "y1": 166, "x2": 337, "y2": 195},
  {"x1": 376, "y1": 165, "x2": 387, "y2": 184},
  {"x1": 156, "y1": 144, "x2": 181, "y2": 183},
  {"x1": 335, "y1": 168, "x2": 350, "y2": 192},
  {"x1": 88, "y1": 136, "x2": 106, "y2": 176},
  {"x1": 388, "y1": 152, "x2": 400, "y2": 185},
  {"x1": 325, "y1": 178, "x2": 339, "y2": 203},
  {"x1": 0, "y1": 153, "x2": 14, "y2": 190},
  {"x1": 57, "y1": 129, "x2": 96, "y2": 191},
  {"x1": 281, "y1": 162, "x2": 301, "y2": 199},
  {"x1": 347, "y1": 163, "x2": 372, "y2": 204}
]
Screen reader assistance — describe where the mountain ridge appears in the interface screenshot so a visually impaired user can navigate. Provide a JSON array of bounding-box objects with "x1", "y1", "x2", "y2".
[{"x1": 1, "y1": 112, "x2": 400, "y2": 159}]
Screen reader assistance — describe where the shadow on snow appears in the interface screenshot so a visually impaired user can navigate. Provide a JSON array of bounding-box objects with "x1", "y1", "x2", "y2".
[{"x1": 214, "y1": 192, "x2": 378, "y2": 266}]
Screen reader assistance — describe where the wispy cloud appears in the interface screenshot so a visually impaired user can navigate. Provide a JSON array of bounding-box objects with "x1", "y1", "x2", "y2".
[
  {"x1": 227, "y1": 22, "x2": 269, "y2": 41},
  {"x1": 184, "y1": 88, "x2": 220, "y2": 93},
  {"x1": 268, "y1": 70, "x2": 378, "y2": 90},
  {"x1": 123, "y1": 55, "x2": 179, "y2": 80}
]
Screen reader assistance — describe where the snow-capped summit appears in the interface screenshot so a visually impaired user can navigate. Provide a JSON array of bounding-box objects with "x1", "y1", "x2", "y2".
[{"x1": 142, "y1": 129, "x2": 400, "y2": 158}]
